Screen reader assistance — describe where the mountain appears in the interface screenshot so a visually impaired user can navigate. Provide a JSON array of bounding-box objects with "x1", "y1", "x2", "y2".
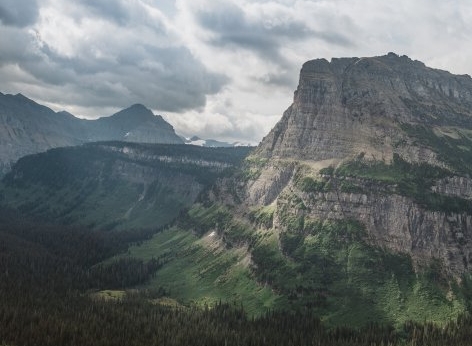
[
  {"x1": 4, "y1": 54, "x2": 472, "y2": 328},
  {"x1": 183, "y1": 135, "x2": 251, "y2": 147},
  {"x1": 120, "y1": 54, "x2": 472, "y2": 325},
  {"x1": 255, "y1": 52, "x2": 472, "y2": 164},
  {"x1": 246, "y1": 53, "x2": 472, "y2": 276},
  {"x1": 87, "y1": 104, "x2": 183, "y2": 144},
  {"x1": 0, "y1": 93, "x2": 183, "y2": 174},
  {"x1": 0, "y1": 142, "x2": 251, "y2": 230},
  {"x1": 0, "y1": 93, "x2": 82, "y2": 174}
]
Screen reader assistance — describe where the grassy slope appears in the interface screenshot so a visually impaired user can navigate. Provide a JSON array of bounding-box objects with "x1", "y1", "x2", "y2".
[
  {"x1": 120, "y1": 199, "x2": 466, "y2": 326},
  {"x1": 123, "y1": 225, "x2": 278, "y2": 315}
]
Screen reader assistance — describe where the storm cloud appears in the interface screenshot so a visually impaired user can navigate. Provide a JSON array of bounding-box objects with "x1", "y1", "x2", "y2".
[
  {"x1": 0, "y1": 0, "x2": 228, "y2": 116},
  {"x1": 0, "y1": 0, "x2": 471, "y2": 143},
  {"x1": 0, "y1": 0, "x2": 39, "y2": 27},
  {"x1": 196, "y1": 1, "x2": 352, "y2": 64}
]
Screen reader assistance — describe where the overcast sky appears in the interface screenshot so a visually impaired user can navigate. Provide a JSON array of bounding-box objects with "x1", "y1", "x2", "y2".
[{"x1": 1, "y1": 0, "x2": 471, "y2": 144}]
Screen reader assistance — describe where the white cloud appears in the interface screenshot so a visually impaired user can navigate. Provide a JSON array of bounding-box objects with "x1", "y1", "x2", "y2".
[{"x1": 1, "y1": 0, "x2": 472, "y2": 143}]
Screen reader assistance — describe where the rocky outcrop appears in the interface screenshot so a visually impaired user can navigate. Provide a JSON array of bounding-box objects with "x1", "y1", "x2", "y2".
[
  {"x1": 433, "y1": 176, "x2": 472, "y2": 199},
  {"x1": 255, "y1": 53, "x2": 472, "y2": 166},
  {"x1": 274, "y1": 176, "x2": 472, "y2": 276},
  {"x1": 245, "y1": 161, "x2": 296, "y2": 205}
]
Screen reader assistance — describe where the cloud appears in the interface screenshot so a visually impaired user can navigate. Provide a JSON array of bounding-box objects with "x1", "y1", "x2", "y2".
[
  {"x1": 193, "y1": 1, "x2": 315, "y2": 69},
  {"x1": 75, "y1": 0, "x2": 130, "y2": 24},
  {"x1": 0, "y1": 0, "x2": 228, "y2": 116},
  {"x1": 1, "y1": 0, "x2": 472, "y2": 144},
  {"x1": 0, "y1": 0, "x2": 39, "y2": 27}
]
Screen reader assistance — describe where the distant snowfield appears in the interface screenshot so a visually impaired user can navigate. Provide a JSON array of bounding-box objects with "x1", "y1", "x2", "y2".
[{"x1": 184, "y1": 136, "x2": 252, "y2": 148}]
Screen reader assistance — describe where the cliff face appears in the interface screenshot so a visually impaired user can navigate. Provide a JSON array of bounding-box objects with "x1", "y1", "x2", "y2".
[
  {"x1": 255, "y1": 53, "x2": 472, "y2": 165},
  {"x1": 240, "y1": 54, "x2": 472, "y2": 278}
]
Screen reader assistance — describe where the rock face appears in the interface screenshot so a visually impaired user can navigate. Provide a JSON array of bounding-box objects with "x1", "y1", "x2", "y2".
[
  {"x1": 255, "y1": 53, "x2": 472, "y2": 165},
  {"x1": 0, "y1": 93, "x2": 183, "y2": 174},
  {"x1": 243, "y1": 53, "x2": 472, "y2": 277}
]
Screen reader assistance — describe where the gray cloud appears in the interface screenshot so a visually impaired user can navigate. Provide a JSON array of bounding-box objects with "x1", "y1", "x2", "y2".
[
  {"x1": 76, "y1": 0, "x2": 130, "y2": 24},
  {"x1": 196, "y1": 3, "x2": 306, "y2": 68},
  {"x1": 195, "y1": 1, "x2": 352, "y2": 72},
  {"x1": 1, "y1": 28, "x2": 228, "y2": 113},
  {"x1": 0, "y1": 0, "x2": 39, "y2": 27},
  {"x1": 1, "y1": 0, "x2": 472, "y2": 145}
]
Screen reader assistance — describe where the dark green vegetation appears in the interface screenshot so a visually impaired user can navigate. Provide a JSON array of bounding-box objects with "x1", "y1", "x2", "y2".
[
  {"x1": 121, "y1": 200, "x2": 466, "y2": 327},
  {"x1": 402, "y1": 124, "x2": 472, "y2": 173},
  {"x1": 3, "y1": 207, "x2": 472, "y2": 345},
  {"x1": 331, "y1": 152, "x2": 472, "y2": 213},
  {"x1": 0, "y1": 142, "x2": 251, "y2": 230},
  {"x1": 2, "y1": 125, "x2": 472, "y2": 344},
  {"x1": 271, "y1": 213, "x2": 466, "y2": 326}
]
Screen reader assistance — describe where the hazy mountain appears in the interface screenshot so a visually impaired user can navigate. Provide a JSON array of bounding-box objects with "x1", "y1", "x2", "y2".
[
  {"x1": 86, "y1": 104, "x2": 183, "y2": 144},
  {"x1": 0, "y1": 93, "x2": 183, "y2": 174},
  {"x1": 0, "y1": 142, "x2": 251, "y2": 230}
]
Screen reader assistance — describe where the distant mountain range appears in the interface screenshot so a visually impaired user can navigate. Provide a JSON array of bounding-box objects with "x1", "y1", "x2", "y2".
[{"x1": 0, "y1": 92, "x2": 183, "y2": 174}]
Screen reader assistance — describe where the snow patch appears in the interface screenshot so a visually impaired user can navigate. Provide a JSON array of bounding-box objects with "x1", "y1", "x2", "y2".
[{"x1": 189, "y1": 139, "x2": 206, "y2": 146}]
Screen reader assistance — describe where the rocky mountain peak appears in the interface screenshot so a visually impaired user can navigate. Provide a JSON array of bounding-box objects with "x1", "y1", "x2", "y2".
[
  {"x1": 240, "y1": 54, "x2": 472, "y2": 280},
  {"x1": 255, "y1": 53, "x2": 472, "y2": 165},
  {"x1": 108, "y1": 103, "x2": 155, "y2": 122}
]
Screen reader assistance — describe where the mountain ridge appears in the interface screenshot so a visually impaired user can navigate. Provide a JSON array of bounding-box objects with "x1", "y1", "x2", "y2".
[{"x1": 0, "y1": 93, "x2": 183, "y2": 174}]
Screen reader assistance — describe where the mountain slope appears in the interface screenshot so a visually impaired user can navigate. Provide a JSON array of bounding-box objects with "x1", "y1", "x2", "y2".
[
  {"x1": 0, "y1": 93, "x2": 183, "y2": 174},
  {"x1": 124, "y1": 54, "x2": 472, "y2": 326},
  {"x1": 0, "y1": 142, "x2": 251, "y2": 230},
  {"x1": 244, "y1": 53, "x2": 472, "y2": 276}
]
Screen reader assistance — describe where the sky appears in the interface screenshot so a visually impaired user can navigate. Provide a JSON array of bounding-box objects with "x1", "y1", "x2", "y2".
[{"x1": 1, "y1": 0, "x2": 471, "y2": 144}]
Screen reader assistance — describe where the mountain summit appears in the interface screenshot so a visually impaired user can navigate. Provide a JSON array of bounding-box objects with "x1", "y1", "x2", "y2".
[
  {"x1": 256, "y1": 52, "x2": 472, "y2": 165},
  {"x1": 89, "y1": 104, "x2": 182, "y2": 144}
]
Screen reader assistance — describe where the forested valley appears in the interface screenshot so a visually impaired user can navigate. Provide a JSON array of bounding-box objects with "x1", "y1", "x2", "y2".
[{"x1": 2, "y1": 207, "x2": 472, "y2": 346}]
